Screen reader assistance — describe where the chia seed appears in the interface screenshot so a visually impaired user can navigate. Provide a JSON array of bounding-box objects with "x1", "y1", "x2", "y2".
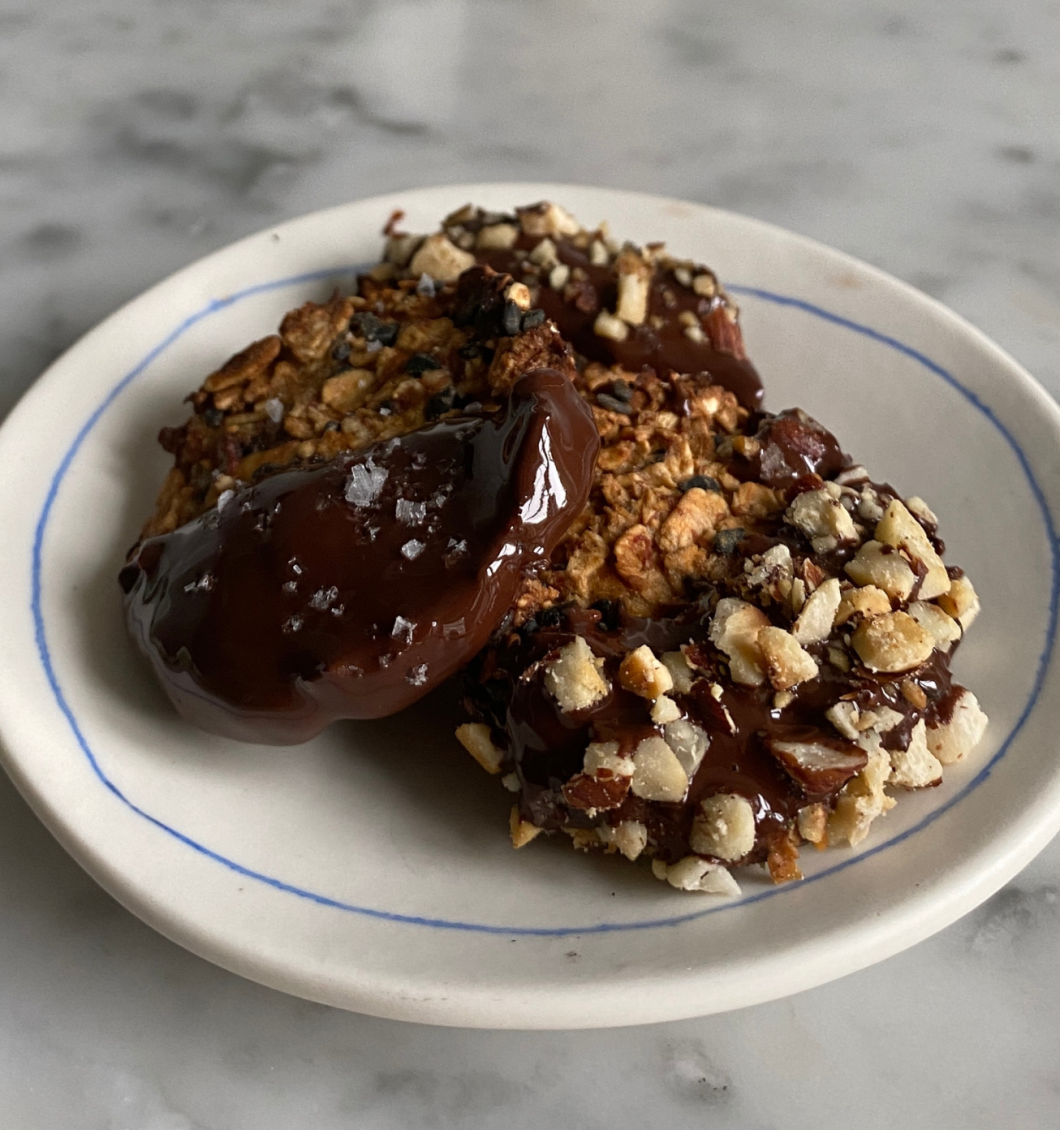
[
  {"x1": 678, "y1": 475, "x2": 722, "y2": 493},
  {"x1": 405, "y1": 352, "x2": 440, "y2": 376},
  {"x1": 713, "y1": 528, "x2": 746, "y2": 555}
]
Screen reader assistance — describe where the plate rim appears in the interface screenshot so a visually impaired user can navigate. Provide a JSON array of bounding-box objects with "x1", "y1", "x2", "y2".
[{"x1": 2, "y1": 182, "x2": 1060, "y2": 1027}]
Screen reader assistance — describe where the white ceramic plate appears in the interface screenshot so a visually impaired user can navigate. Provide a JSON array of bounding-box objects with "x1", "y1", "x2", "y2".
[{"x1": 1, "y1": 184, "x2": 1058, "y2": 1030}]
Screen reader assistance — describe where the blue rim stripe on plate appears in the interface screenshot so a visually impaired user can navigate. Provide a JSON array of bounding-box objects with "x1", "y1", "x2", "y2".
[{"x1": 29, "y1": 269, "x2": 1060, "y2": 937}]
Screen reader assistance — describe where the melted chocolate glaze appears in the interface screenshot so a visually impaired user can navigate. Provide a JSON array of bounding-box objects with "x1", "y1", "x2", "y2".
[
  {"x1": 474, "y1": 233, "x2": 764, "y2": 411},
  {"x1": 469, "y1": 608, "x2": 962, "y2": 866},
  {"x1": 122, "y1": 369, "x2": 600, "y2": 743},
  {"x1": 735, "y1": 408, "x2": 850, "y2": 490}
]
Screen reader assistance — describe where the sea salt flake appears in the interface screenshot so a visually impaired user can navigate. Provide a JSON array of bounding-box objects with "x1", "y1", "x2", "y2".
[
  {"x1": 444, "y1": 537, "x2": 469, "y2": 567},
  {"x1": 216, "y1": 489, "x2": 235, "y2": 512},
  {"x1": 395, "y1": 497, "x2": 427, "y2": 525},
  {"x1": 406, "y1": 663, "x2": 429, "y2": 686},
  {"x1": 183, "y1": 572, "x2": 215, "y2": 594},
  {"x1": 264, "y1": 397, "x2": 284, "y2": 423},
  {"x1": 282, "y1": 580, "x2": 298, "y2": 594},
  {"x1": 391, "y1": 615, "x2": 415, "y2": 643},
  {"x1": 309, "y1": 586, "x2": 339, "y2": 611},
  {"x1": 365, "y1": 338, "x2": 382, "y2": 354},
  {"x1": 282, "y1": 615, "x2": 304, "y2": 634},
  {"x1": 401, "y1": 539, "x2": 426, "y2": 560},
  {"x1": 416, "y1": 273, "x2": 436, "y2": 297},
  {"x1": 345, "y1": 459, "x2": 388, "y2": 507}
]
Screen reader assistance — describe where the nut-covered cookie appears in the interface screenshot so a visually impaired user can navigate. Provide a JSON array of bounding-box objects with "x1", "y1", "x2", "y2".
[
  {"x1": 381, "y1": 201, "x2": 763, "y2": 411},
  {"x1": 460, "y1": 389, "x2": 988, "y2": 894}
]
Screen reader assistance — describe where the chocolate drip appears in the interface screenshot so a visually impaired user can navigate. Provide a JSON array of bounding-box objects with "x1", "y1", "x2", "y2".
[
  {"x1": 122, "y1": 369, "x2": 600, "y2": 743},
  {"x1": 476, "y1": 235, "x2": 764, "y2": 411}
]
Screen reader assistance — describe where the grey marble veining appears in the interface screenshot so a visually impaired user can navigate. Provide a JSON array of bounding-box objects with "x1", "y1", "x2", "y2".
[{"x1": 2, "y1": 1, "x2": 1060, "y2": 1126}]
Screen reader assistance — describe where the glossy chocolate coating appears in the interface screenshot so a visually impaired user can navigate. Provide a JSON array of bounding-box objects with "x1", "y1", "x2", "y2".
[
  {"x1": 475, "y1": 611, "x2": 960, "y2": 865},
  {"x1": 121, "y1": 369, "x2": 600, "y2": 744},
  {"x1": 475, "y1": 234, "x2": 764, "y2": 411},
  {"x1": 737, "y1": 408, "x2": 849, "y2": 489}
]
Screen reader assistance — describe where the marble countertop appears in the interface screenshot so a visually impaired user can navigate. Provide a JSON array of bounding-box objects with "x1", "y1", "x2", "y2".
[{"x1": 2, "y1": 1, "x2": 1059, "y2": 1125}]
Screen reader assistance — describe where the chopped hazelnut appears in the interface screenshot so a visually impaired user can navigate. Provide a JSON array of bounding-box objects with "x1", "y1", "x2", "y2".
[
  {"x1": 408, "y1": 233, "x2": 476, "y2": 282},
  {"x1": 907, "y1": 601, "x2": 962, "y2": 649},
  {"x1": 827, "y1": 747, "x2": 896, "y2": 846},
  {"x1": 926, "y1": 689, "x2": 988, "y2": 764},
  {"x1": 548, "y1": 263, "x2": 571, "y2": 290},
  {"x1": 630, "y1": 736, "x2": 689, "y2": 802},
  {"x1": 767, "y1": 736, "x2": 867, "y2": 794},
  {"x1": 593, "y1": 310, "x2": 630, "y2": 342},
  {"x1": 665, "y1": 856, "x2": 741, "y2": 896},
  {"x1": 663, "y1": 718, "x2": 711, "y2": 777},
  {"x1": 528, "y1": 237, "x2": 559, "y2": 267},
  {"x1": 475, "y1": 223, "x2": 520, "y2": 251},
  {"x1": 660, "y1": 649, "x2": 696, "y2": 694},
  {"x1": 618, "y1": 644, "x2": 674, "y2": 700},
  {"x1": 519, "y1": 202, "x2": 580, "y2": 238},
  {"x1": 936, "y1": 574, "x2": 981, "y2": 629},
  {"x1": 844, "y1": 541, "x2": 916, "y2": 603},
  {"x1": 583, "y1": 741, "x2": 633, "y2": 777},
  {"x1": 651, "y1": 695, "x2": 683, "y2": 724},
  {"x1": 835, "y1": 582, "x2": 893, "y2": 624},
  {"x1": 875, "y1": 499, "x2": 950, "y2": 601},
  {"x1": 599, "y1": 820, "x2": 649, "y2": 861},
  {"x1": 797, "y1": 803, "x2": 828, "y2": 845},
  {"x1": 509, "y1": 807, "x2": 542, "y2": 848},
  {"x1": 793, "y1": 577, "x2": 842, "y2": 644},
  {"x1": 615, "y1": 249, "x2": 652, "y2": 325},
  {"x1": 504, "y1": 281, "x2": 532, "y2": 311},
  {"x1": 786, "y1": 483, "x2": 858, "y2": 551},
  {"x1": 758, "y1": 626, "x2": 819, "y2": 690},
  {"x1": 543, "y1": 636, "x2": 610, "y2": 712},
  {"x1": 690, "y1": 793, "x2": 756, "y2": 861},
  {"x1": 889, "y1": 719, "x2": 943, "y2": 788},
  {"x1": 826, "y1": 700, "x2": 861, "y2": 741},
  {"x1": 852, "y1": 611, "x2": 934, "y2": 673},
  {"x1": 710, "y1": 597, "x2": 770, "y2": 686},
  {"x1": 455, "y1": 722, "x2": 504, "y2": 774}
]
